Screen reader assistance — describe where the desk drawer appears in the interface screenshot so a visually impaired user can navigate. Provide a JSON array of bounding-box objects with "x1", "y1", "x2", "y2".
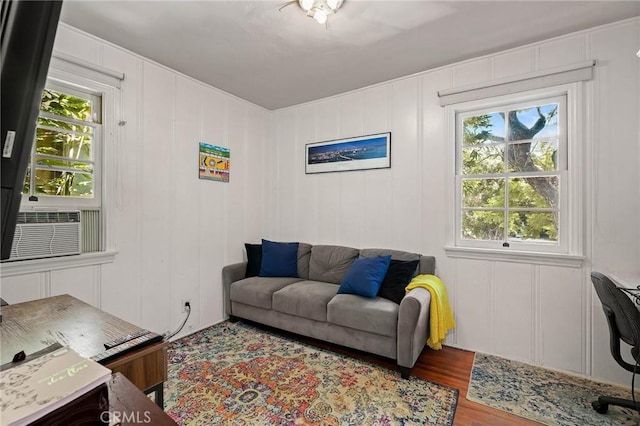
[{"x1": 106, "y1": 342, "x2": 167, "y2": 391}]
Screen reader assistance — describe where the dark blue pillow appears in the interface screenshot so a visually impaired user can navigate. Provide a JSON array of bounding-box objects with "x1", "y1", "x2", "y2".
[
  {"x1": 338, "y1": 255, "x2": 392, "y2": 298},
  {"x1": 259, "y1": 239, "x2": 299, "y2": 278},
  {"x1": 244, "y1": 243, "x2": 262, "y2": 278},
  {"x1": 377, "y1": 259, "x2": 419, "y2": 304}
]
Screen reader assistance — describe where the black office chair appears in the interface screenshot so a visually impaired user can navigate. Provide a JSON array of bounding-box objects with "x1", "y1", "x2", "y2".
[{"x1": 591, "y1": 271, "x2": 640, "y2": 414}]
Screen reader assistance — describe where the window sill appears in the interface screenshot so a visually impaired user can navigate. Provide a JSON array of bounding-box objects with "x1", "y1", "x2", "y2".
[
  {"x1": 444, "y1": 246, "x2": 584, "y2": 268},
  {"x1": 0, "y1": 251, "x2": 117, "y2": 278}
]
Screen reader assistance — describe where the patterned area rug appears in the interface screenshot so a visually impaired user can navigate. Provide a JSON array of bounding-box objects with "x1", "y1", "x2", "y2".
[
  {"x1": 467, "y1": 352, "x2": 640, "y2": 425},
  {"x1": 164, "y1": 321, "x2": 458, "y2": 425}
]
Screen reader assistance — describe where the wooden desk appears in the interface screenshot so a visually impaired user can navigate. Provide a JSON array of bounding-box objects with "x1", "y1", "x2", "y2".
[
  {"x1": 108, "y1": 373, "x2": 177, "y2": 425},
  {"x1": 0, "y1": 295, "x2": 168, "y2": 407}
]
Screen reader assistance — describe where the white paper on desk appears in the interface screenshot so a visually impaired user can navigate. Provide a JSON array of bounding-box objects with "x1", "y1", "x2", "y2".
[{"x1": 0, "y1": 346, "x2": 111, "y2": 426}]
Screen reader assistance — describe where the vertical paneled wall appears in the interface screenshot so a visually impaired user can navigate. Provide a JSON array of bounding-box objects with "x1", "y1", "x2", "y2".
[
  {"x1": 0, "y1": 24, "x2": 269, "y2": 339},
  {"x1": 269, "y1": 18, "x2": 640, "y2": 385},
  {"x1": 588, "y1": 20, "x2": 640, "y2": 385}
]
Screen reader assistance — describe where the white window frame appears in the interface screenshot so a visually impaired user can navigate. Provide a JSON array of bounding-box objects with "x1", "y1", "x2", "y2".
[
  {"x1": 22, "y1": 79, "x2": 103, "y2": 209},
  {"x1": 444, "y1": 83, "x2": 584, "y2": 267}
]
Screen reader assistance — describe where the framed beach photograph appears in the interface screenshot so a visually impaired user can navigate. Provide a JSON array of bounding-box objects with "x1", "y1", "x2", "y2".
[{"x1": 305, "y1": 132, "x2": 391, "y2": 174}]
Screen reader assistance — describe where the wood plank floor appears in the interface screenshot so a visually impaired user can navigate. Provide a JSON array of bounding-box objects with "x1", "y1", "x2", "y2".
[
  {"x1": 262, "y1": 324, "x2": 540, "y2": 425},
  {"x1": 348, "y1": 345, "x2": 540, "y2": 425},
  {"x1": 411, "y1": 345, "x2": 540, "y2": 426}
]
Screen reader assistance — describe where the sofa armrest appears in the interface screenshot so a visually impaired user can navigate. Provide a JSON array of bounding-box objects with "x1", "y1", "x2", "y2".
[
  {"x1": 397, "y1": 287, "x2": 431, "y2": 370},
  {"x1": 222, "y1": 262, "x2": 247, "y2": 315}
]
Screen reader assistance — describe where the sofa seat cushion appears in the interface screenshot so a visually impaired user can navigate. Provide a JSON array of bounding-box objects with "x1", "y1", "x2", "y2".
[
  {"x1": 272, "y1": 281, "x2": 339, "y2": 322},
  {"x1": 230, "y1": 277, "x2": 302, "y2": 309},
  {"x1": 327, "y1": 294, "x2": 399, "y2": 338}
]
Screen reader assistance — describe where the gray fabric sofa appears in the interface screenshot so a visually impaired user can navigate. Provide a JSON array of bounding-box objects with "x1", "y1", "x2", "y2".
[{"x1": 222, "y1": 243, "x2": 435, "y2": 378}]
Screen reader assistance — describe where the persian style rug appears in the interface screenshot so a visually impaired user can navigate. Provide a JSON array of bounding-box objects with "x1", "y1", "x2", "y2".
[
  {"x1": 467, "y1": 352, "x2": 640, "y2": 426},
  {"x1": 164, "y1": 321, "x2": 458, "y2": 425}
]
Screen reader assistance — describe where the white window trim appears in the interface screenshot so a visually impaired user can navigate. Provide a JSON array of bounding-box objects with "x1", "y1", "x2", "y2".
[
  {"x1": 454, "y1": 94, "x2": 568, "y2": 253},
  {"x1": 444, "y1": 83, "x2": 584, "y2": 267},
  {"x1": 0, "y1": 250, "x2": 117, "y2": 278},
  {"x1": 50, "y1": 53, "x2": 124, "y2": 89},
  {"x1": 438, "y1": 60, "x2": 595, "y2": 106},
  {"x1": 23, "y1": 80, "x2": 103, "y2": 209},
  {"x1": 443, "y1": 246, "x2": 584, "y2": 268}
]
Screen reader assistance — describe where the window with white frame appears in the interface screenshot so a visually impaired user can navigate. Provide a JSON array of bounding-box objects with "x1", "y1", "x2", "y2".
[
  {"x1": 440, "y1": 62, "x2": 593, "y2": 266},
  {"x1": 454, "y1": 92, "x2": 570, "y2": 254},
  {"x1": 24, "y1": 81, "x2": 101, "y2": 205}
]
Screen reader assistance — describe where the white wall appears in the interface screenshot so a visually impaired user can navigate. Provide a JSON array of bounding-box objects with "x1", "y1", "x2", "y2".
[
  {"x1": 0, "y1": 24, "x2": 270, "y2": 339},
  {"x1": 268, "y1": 18, "x2": 640, "y2": 385}
]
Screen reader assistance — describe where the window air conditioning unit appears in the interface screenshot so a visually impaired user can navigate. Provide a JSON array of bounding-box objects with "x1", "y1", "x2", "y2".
[{"x1": 8, "y1": 211, "x2": 81, "y2": 261}]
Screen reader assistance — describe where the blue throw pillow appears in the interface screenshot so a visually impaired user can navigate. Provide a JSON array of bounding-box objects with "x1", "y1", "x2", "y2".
[
  {"x1": 338, "y1": 255, "x2": 392, "y2": 298},
  {"x1": 259, "y1": 239, "x2": 299, "y2": 278}
]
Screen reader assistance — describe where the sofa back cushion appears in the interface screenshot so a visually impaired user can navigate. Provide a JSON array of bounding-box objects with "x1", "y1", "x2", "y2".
[
  {"x1": 297, "y1": 243, "x2": 312, "y2": 280},
  {"x1": 309, "y1": 245, "x2": 359, "y2": 284},
  {"x1": 360, "y1": 248, "x2": 420, "y2": 262},
  {"x1": 360, "y1": 248, "x2": 435, "y2": 275},
  {"x1": 419, "y1": 256, "x2": 436, "y2": 275}
]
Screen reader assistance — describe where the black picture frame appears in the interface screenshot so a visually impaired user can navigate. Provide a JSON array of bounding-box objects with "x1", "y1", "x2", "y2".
[{"x1": 305, "y1": 132, "x2": 391, "y2": 174}]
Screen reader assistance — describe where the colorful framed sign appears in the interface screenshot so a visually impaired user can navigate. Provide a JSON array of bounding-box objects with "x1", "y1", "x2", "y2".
[{"x1": 199, "y1": 142, "x2": 230, "y2": 182}]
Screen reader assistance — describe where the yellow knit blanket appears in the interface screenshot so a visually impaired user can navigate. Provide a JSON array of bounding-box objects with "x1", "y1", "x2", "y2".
[{"x1": 405, "y1": 274, "x2": 456, "y2": 350}]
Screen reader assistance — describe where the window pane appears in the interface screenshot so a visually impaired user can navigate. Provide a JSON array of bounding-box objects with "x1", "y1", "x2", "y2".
[
  {"x1": 456, "y1": 95, "x2": 566, "y2": 251},
  {"x1": 508, "y1": 176, "x2": 558, "y2": 209},
  {"x1": 461, "y1": 144, "x2": 504, "y2": 175},
  {"x1": 38, "y1": 117, "x2": 93, "y2": 135},
  {"x1": 507, "y1": 103, "x2": 559, "y2": 174},
  {"x1": 508, "y1": 211, "x2": 558, "y2": 242},
  {"x1": 507, "y1": 138, "x2": 558, "y2": 172},
  {"x1": 507, "y1": 103, "x2": 558, "y2": 143},
  {"x1": 462, "y1": 112, "x2": 505, "y2": 146},
  {"x1": 461, "y1": 210, "x2": 505, "y2": 241},
  {"x1": 40, "y1": 88, "x2": 94, "y2": 123},
  {"x1": 36, "y1": 127, "x2": 92, "y2": 161},
  {"x1": 462, "y1": 178, "x2": 504, "y2": 208},
  {"x1": 34, "y1": 169, "x2": 93, "y2": 197}
]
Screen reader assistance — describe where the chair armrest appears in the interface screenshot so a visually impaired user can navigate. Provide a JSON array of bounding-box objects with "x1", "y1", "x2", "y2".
[
  {"x1": 397, "y1": 287, "x2": 431, "y2": 369},
  {"x1": 222, "y1": 262, "x2": 247, "y2": 315}
]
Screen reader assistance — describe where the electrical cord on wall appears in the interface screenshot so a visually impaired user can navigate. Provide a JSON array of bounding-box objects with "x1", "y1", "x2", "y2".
[{"x1": 165, "y1": 302, "x2": 191, "y2": 340}]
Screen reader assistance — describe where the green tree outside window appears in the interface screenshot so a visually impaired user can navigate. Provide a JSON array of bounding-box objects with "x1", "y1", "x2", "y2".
[
  {"x1": 24, "y1": 88, "x2": 97, "y2": 198},
  {"x1": 460, "y1": 101, "x2": 561, "y2": 243}
]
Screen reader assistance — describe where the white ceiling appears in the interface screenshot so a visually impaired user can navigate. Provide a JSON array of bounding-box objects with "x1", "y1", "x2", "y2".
[{"x1": 60, "y1": 1, "x2": 640, "y2": 110}]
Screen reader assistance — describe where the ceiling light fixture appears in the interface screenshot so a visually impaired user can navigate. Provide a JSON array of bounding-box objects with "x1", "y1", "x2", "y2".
[{"x1": 298, "y1": 0, "x2": 344, "y2": 25}]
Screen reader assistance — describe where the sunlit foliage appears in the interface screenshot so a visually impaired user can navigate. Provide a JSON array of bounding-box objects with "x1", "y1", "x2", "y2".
[
  {"x1": 24, "y1": 89, "x2": 95, "y2": 197},
  {"x1": 460, "y1": 104, "x2": 560, "y2": 243}
]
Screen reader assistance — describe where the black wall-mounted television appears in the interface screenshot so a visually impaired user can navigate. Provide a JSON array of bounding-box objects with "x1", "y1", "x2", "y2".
[{"x1": 1, "y1": 0, "x2": 63, "y2": 260}]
